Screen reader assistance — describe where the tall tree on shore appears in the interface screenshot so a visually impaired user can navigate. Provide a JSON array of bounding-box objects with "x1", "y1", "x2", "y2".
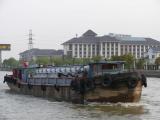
[
  {"x1": 155, "y1": 57, "x2": 160, "y2": 65},
  {"x1": 92, "y1": 55, "x2": 102, "y2": 62},
  {"x1": 111, "y1": 55, "x2": 123, "y2": 61},
  {"x1": 35, "y1": 57, "x2": 50, "y2": 65},
  {"x1": 3, "y1": 57, "x2": 19, "y2": 68},
  {"x1": 135, "y1": 58, "x2": 145, "y2": 69},
  {"x1": 111, "y1": 54, "x2": 135, "y2": 69},
  {"x1": 123, "y1": 54, "x2": 135, "y2": 69}
]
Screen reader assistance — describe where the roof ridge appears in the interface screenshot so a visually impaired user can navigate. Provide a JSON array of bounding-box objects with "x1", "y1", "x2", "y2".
[{"x1": 82, "y1": 29, "x2": 97, "y2": 37}]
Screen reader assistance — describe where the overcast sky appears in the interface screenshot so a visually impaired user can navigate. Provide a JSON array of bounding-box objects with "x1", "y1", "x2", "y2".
[{"x1": 0, "y1": 0, "x2": 160, "y2": 60}]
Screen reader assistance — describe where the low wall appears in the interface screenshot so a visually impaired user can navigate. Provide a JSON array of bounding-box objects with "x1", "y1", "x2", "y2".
[{"x1": 140, "y1": 70, "x2": 160, "y2": 78}]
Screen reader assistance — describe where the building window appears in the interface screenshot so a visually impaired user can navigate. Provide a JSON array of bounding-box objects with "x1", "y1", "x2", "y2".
[
  {"x1": 88, "y1": 52, "x2": 91, "y2": 56},
  {"x1": 69, "y1": 44, "x2": 72, "y2": 50},
  {"x1": 141, "y1": 46, "x2": 144, "y2": 51},
  {"x1": 111, "y1": 52, "x2": 114, "y2": 55},
  {"x1": 141, "y1": 53, "x2": 144, "y2": 57},
  {"x1": 111, "y1": 43, "x2": 114, "y2": 47}
]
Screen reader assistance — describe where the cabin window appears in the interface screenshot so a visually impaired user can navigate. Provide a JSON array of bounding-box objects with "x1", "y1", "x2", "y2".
[
  {"x1": 102, "y1": 64, "x2": 118, "y2": 70},
  {"x1": 101, "y1": 64, "x2": 121, "y2": 74},
  {"x1": 93, "y1": 64, "x2": 102, "y2": 76}
]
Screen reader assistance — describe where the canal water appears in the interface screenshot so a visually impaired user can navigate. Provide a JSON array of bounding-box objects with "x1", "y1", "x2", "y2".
[{"x1": 0, "y1": 71, "x2": 159, "y2": 120}]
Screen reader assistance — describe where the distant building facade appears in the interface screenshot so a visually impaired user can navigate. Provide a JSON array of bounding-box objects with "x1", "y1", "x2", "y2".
[
  {"x1": 145, "y1": 47, "x2": 160, "y2": 64},
  {"x1": 62, "y1": 30, "x2": 160, "y2": 59},
  {"x1": 19, "y1": 48, "x2": 63, "y2": 62}
]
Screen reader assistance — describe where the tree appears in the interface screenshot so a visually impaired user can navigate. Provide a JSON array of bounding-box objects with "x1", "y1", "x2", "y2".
[
  {"x1": 123, "y1": 54, "x2": 135, "y2": 69},
  {"x1": 35, "y1": 57, "x2": 50, "y2": 65},
  {"x1": 111, "y1": 55, "x2": 123, "y2": 61},
  {"x1": 135, "y1": 58, "x2": 145, "y2": 69},
  {"x1": 111, "y1": 54, "x2": 135, "y2": 69},
  {"x1": 53, "y1": 57, "x2": 65, "y2": 65},
  {"x1": 92, "y1": 55, "x2": 102, "y2": 62},
  {"x1": 82, "y1": 58, "x2": 91, "y2": 65},
  {"x1": 29, "y1": 59, "x2": 36, "y2": 65},
  {"x1": 3, "y1": 57, "x2": 19, "y2": 68},
  {"x1": 155, "y1": 57, "x2": 160, "y2": 65}
]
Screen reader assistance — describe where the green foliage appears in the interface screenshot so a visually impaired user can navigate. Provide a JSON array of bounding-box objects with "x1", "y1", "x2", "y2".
[
  {"x1": 28, "y1": 56, "x2": 90, "y2": 66},
  {"x1": 74, "y1": 58, "x2": 91, "y2": 65},
  {"x1": 53, "y1": 57, "x2": 91, "y2": 65},
  {"x1": 111, "y1": 55, "x2": 124, "y2": 61},
  {"x1": 82, "y1": 58, "x2": 91, "y2": 64},
  {"x1": 35, "y1": 57, "x2": 51, "y2": 65},
  {"x1": 111, "y1": 54, "x2": 135, "y2": 69},
  {"x1": 135, "y1": 59, "x2": 145, "y2": 69},
  {"x1": 92, "y1": 55, "x2": 102, "y2": 62},
  {"x1": 53, "y1": 57, "x2": 65, "y2": 65},
  {"x1": 155, "y1": 57, "x2": 160, "y2": 65},
  {"x1": 3, "y1": 57, "x2": 19, "y2": 68},
  {"x1": 123, "y1": 54, "x2": 135, "y2": 69},
  {"x1": 29, "y1": 59, "x2": 36, "y2": 65}
]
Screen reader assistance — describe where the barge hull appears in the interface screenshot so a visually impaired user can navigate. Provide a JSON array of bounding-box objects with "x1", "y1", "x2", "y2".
[{"x1": 7, "y1": 81, "x2": 142, "y2": 103}]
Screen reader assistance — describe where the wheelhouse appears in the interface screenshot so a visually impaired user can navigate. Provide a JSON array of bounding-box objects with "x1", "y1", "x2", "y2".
[{"x1": 88, "y1": 61, "x2": 125, "y2": 78}]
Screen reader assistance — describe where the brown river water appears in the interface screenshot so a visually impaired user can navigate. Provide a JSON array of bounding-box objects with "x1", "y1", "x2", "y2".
[{"x1": 0, "y1": 71, "x2": 159, "y2": 120}]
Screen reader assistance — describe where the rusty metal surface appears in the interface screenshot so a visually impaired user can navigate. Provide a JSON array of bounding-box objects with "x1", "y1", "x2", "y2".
[{"x1": 6, "y1": 80, "x2": 143, "y2": 103}]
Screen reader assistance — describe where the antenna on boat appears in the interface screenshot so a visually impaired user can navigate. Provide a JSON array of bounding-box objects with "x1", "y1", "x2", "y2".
[{"x1": 28, "y1": 29, "x2": 34, "y2": 50}]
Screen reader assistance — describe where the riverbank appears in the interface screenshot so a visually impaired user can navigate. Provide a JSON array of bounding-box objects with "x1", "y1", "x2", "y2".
[{"x1": 140, "y1": 70, "x2": 160, "y2": 78}]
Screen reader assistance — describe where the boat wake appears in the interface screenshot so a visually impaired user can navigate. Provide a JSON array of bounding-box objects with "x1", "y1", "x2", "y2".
[{"x1": 74, "y1": 102, "x2": 147, "y2": 115}]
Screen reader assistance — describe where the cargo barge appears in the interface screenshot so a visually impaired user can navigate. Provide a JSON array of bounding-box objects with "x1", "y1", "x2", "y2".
[{"x1": 4, "y1": 61, "x2": 147, "y2": 103}]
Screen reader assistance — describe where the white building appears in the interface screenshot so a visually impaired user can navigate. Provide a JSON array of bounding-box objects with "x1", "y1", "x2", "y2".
[
  {"x1": 62, "y1": 30, "x2": 160, "y2": 59},
  {"x1": 145, "y1": 47, "x2": 160, "y2": 64}
]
